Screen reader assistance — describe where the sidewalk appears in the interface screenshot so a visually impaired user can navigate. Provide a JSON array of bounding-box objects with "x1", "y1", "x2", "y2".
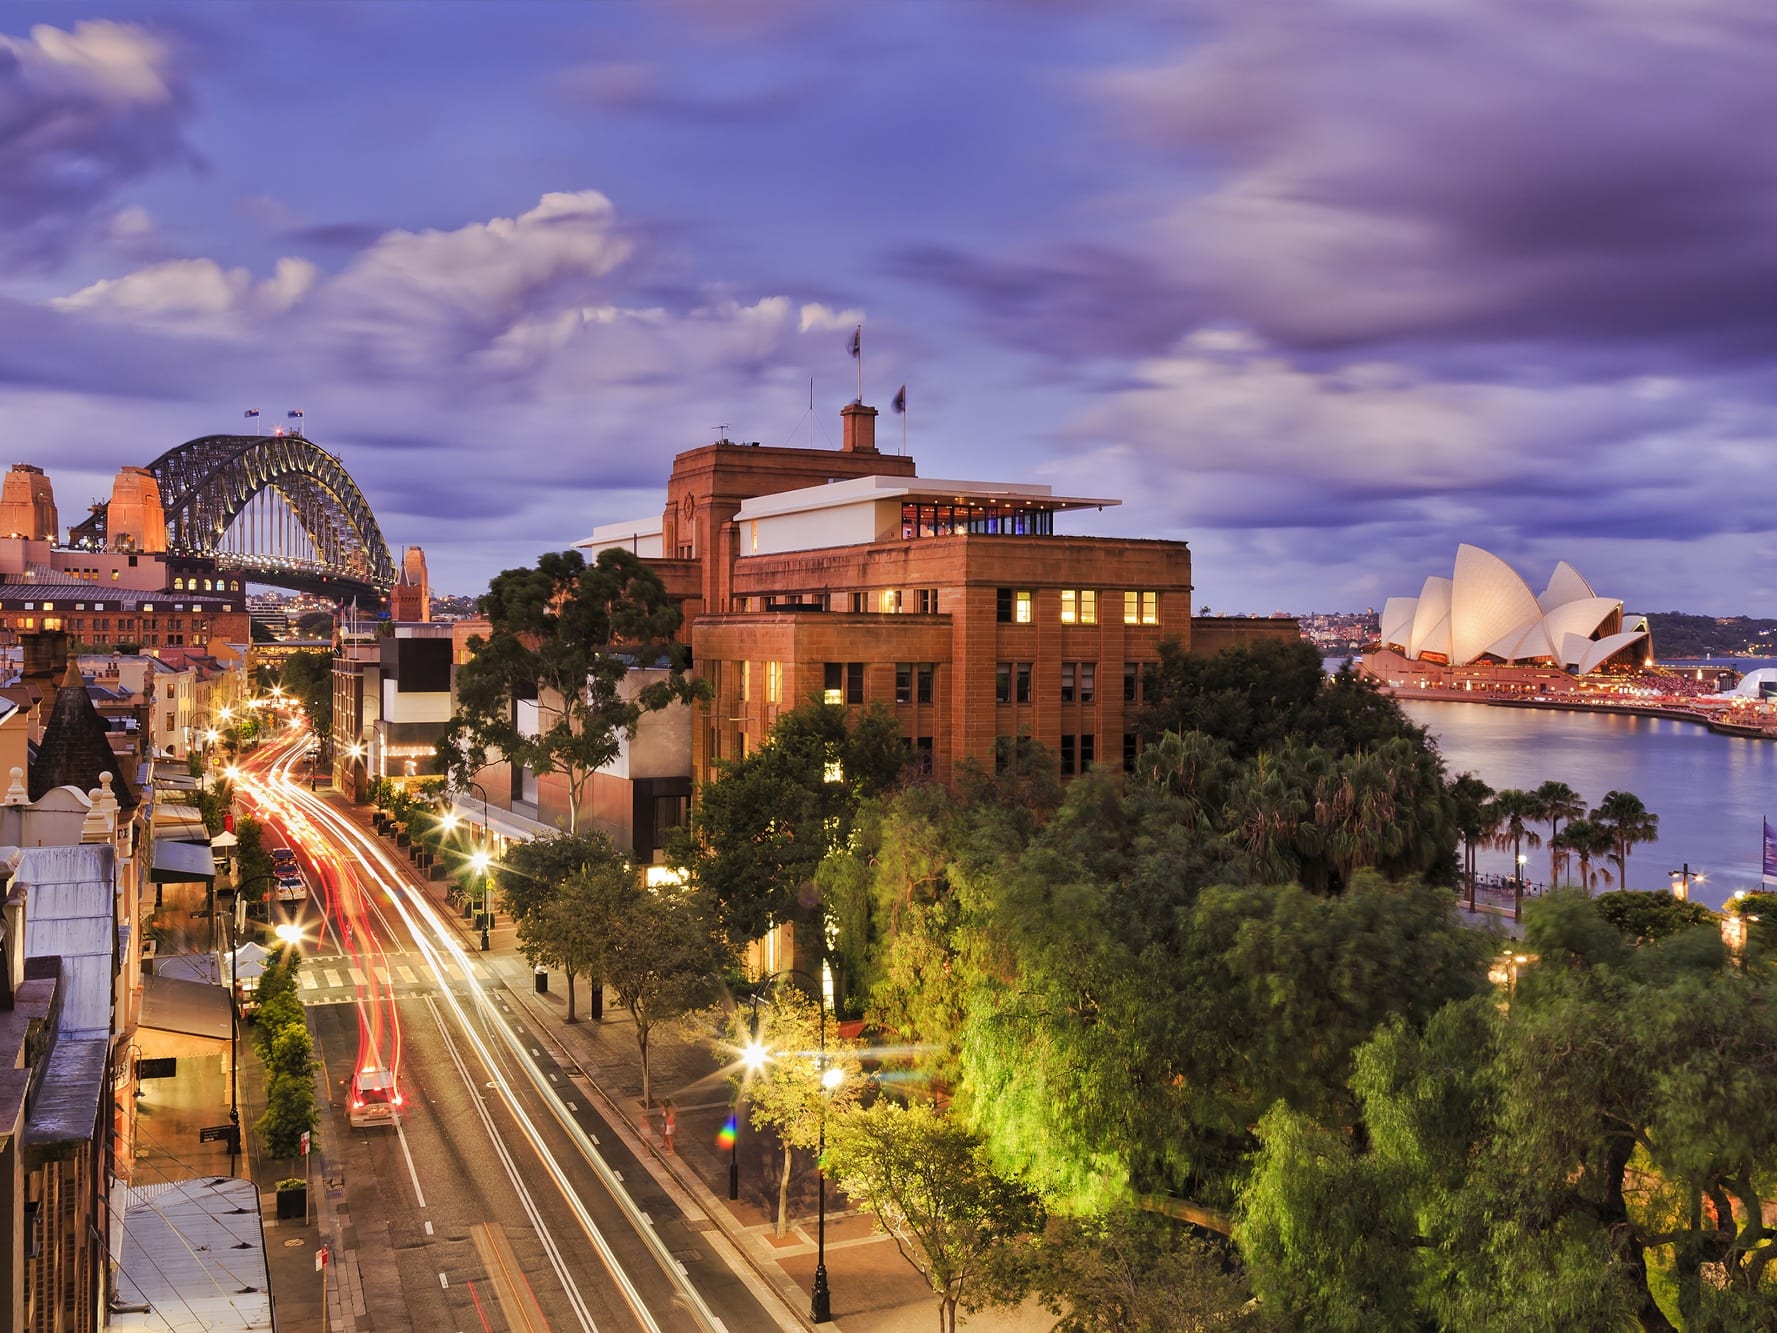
[{"x1": 342, "y1": 791, "x2": 1052, "y2": 1333}]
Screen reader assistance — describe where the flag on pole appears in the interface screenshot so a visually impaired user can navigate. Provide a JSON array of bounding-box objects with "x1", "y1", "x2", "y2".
[
  {"x1": 243, "y1": 408, "x2": 260, "y2": 419},
  {"x1": 892, "y1": 384, "x2": 906, "y2": 414},
  {"x1": 848, "y1": 327, "x2": 861, "y2": 359},
  {"x1": 1763, "y1": 818, "x2": 1777, "y2": 886},
  {"x1": 288, "y1": 408, "x2": 304, "y2": 419}
]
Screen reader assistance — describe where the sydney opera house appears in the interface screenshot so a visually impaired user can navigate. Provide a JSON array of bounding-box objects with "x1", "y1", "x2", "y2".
[{"x1": 1363, "y1": 545, "x2": 1652, "y2": 690}]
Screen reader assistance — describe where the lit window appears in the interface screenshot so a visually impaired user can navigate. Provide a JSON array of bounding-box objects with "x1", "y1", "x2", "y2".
[
  {"x1": 881, "y1": 589, "x2": 902, "y2": 613},
  {"x1": 824, "y1": 757, "x2": 844, "y2": 783},
  {"x1": 767, "y1": 661, "x2": 782, "y2": 703},
  {"x1": 824, "y1": 662, "x2": 844, "y2": 705},
  {"x1": 1124, "y1": 591, "x2": 1159, "y2": 625},
  {"x1": 1015, "y1": 590, "x2": 1032, "y2": 624},
  {"x1": 1061, "y1": 590, "x2": 1096, "y2": 624},
  {"x1": 740, "y1": 660, "x2": 751, "y2": 702}
]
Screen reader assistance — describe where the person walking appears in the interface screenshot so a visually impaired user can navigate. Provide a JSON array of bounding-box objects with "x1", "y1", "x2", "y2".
[{"x1": 661, "y1": 1100, "x2": 676, "y2": 1155}]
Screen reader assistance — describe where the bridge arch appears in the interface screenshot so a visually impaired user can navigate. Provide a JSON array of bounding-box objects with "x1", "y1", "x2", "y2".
[{"x1": 146, "y1": 433, "x2": 396, "y2": 602}]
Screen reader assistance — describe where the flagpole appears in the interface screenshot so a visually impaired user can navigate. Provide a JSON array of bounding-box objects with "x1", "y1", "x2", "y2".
[
  {"x1": 903, "y1": 379, "x2": 908, "y2": 455},
  {"x1": 810, "y1": 377, "x2": 815, "y2": 449},
  {"x1": 855, "y1": 325, "x2": 862, "y2": 402}
]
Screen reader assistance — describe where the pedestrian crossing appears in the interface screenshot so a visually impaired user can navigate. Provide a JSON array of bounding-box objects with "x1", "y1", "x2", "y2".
[{"x1": 294, "y1": 953, "x2": 490, "y2": 1004}]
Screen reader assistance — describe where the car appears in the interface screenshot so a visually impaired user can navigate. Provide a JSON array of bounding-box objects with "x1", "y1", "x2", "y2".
[
  {"x1": 270, "y1": 846, "x2": 297, "y2": 866},
  {"x1": 274, "y1": 872, "x2": 306, "y2": 903},
  {"x1": 349, "y1": 1067, "x2": 400, "y2": 1128}
]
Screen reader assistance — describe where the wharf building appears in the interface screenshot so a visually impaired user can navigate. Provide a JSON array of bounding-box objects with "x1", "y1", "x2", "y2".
[{"x1": 578, "y1": 401, "x2": 1296, "y2": 802}]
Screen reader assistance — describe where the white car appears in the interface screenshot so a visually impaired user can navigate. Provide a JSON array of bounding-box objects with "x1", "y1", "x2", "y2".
[{"x1": 274, "y1": 872, "x2": 306, "y2": 903}]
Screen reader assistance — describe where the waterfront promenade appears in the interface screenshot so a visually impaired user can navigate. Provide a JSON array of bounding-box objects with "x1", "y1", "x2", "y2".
[{"x1": 1380, "y1": 682, "x2": 1777, "y2": 741}]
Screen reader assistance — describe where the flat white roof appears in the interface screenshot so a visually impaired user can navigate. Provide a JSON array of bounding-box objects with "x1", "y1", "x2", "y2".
[
  {"x1": 734, "y1": 473, "x2": 1119, "y2": 522},
  {"x1": 575, "y1": 515, "x2": 663, "y2": 548}
]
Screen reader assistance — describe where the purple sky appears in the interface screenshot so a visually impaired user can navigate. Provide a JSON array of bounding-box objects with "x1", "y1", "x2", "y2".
[{"x1": 3, "y1": 2, "x2": 1775, "y2": 615}]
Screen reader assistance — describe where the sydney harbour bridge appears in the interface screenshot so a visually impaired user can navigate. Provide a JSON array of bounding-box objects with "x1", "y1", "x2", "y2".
[{"x1": 70, "y1": 431, "x2": 397, "y2": 605}]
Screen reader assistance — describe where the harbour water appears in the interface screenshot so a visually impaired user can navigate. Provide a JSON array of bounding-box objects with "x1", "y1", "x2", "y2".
[{"x1": 1399, "y1": 699, "x2": 1773, "y2": 909}]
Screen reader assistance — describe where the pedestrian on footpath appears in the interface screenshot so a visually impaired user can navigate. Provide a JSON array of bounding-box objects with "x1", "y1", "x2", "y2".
[{"x1": 661, "y1": 1100, "x2": 676, "y2": 1155}]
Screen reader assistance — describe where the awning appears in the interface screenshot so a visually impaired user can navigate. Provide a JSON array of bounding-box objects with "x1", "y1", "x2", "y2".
[{"x1": 151, "y1": 839, "x2": 216, "y2": 884}]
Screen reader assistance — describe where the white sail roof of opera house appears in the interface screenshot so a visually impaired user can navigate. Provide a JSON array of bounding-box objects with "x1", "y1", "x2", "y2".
[{"x1": 1378, "y1": 544, "x2": 1649, "y2": 673}]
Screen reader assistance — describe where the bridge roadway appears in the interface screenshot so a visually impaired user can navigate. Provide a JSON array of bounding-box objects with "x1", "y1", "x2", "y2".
[{"x1": 238, "y1": 735, "x2": 782, "y2": 1333}]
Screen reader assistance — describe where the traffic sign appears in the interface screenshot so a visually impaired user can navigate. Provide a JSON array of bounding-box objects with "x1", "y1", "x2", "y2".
[
  {"x1": 300, "y1": 1130, "x2": 311, "y2": 1156},
  {"x1": 315, "y1": 1244, "x2": 329, "y2": 1272}
]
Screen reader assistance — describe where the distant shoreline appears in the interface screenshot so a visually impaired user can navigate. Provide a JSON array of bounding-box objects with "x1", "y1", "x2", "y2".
[{"x1": 1381, "y1": 689, "x2": 1775, "y2": 742}]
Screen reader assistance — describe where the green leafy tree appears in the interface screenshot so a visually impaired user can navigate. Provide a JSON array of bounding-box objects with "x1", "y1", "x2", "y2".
[
  {"x1": 600, "y1": 887, "x2": 727, "y2": 1107},
  {"x1": 515, "y1": 850, "x2": 633, "y2": 1022},
  {"x1": 685, "y1": 700, "x2": 907, "y2": 961},
  {"x1": 1592, "y1": 789, "x2": 1661, "y2": 891},
  {"x1": 233, "y1": 814, "x2": 277, "y2": 915},
  {"x1": 826, "y1": 1100, "x2": 1044, "y2": 1333},
  {"x1": 294, "y1": 610, "x2": 334, "y2": 639},
  {"x1": 440, "y1": 548, "x2": 696, "y2": 833},
  {"x1": 725, "y1": 985, "x2": 863, "y2": 1238},
  {"x1": 276, "y1": 649, "x2": 334, "y2": 741},
  {"x1": 1592, "y1": 889, "x2": 1716, "y2": 945},
  {"x1": 1029, "y1": 1209, "x2": 1262, "y2": 1333},
  {"x1": 494, "y1": 830, "x2": 621, "y2": 924}
]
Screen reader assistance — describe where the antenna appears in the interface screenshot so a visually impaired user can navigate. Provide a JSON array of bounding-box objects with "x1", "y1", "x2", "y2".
[{"x1": 713, "y1": 424, "x2": 730, "y2": 444}]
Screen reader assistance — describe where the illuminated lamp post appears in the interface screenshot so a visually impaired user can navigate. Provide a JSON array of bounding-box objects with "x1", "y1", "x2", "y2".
[
  {"x1": 1669, "y1": 863, "x2": 1703, "y2": 901},
  {"x1": 1514, "y1": 853, "x2": 1528, "y2": 923},
  {"x1": 471, "y1": 849, "x2": 492, "y2": 951}
]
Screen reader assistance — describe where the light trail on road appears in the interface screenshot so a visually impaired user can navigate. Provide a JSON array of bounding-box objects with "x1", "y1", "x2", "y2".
[{"x1": 239, "y1": 731, "x2": 728, "y2": 1333}]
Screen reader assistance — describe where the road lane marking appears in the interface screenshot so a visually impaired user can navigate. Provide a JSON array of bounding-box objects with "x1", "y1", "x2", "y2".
[
  {"x1": 425, "y1": 1220, "x2": 433, "y2": 1235},
  {"x1": 438, "y1": 1273, "x2": 448, "y2": 1288},
  {"x1": 349, "y1": 966, "x2": 366, "y2": 985},
  {"x1": 323, "y1": 969, "x2": 342, "y2": 988}
]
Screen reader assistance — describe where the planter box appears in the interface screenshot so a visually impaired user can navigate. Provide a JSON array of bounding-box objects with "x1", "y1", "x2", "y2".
[{"x1": 275, "y1": 1186, "x2": 307, "y2": 1220}]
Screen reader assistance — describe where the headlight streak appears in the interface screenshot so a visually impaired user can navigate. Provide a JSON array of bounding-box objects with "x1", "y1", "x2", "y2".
[{"x1": 255, "y1": 736, "x2": 724, "y2": 1333}]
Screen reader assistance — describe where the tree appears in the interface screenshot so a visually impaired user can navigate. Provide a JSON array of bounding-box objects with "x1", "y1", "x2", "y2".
[
  {"x1": 1448, "y1": 772, "x2": 1496, "y2": 906},
  {"x1": 1591, "y1": 889, "x2": 1716, "y2": 945},
  {"x1": 1489, "y1": 788, "x2": 1542, "y2": 889},
  {"x1": 440, "y1": 548, "x2": 697, "y2": 833},
  {"x1": 826, "y1": 1100, "x2": 1044, "y2": 1333},
  {"x1": 1029, "y1": 1209, "x2": 1261, "y2": 1332},
  {"x1": 495, "y1": 830, "x2": 624, "y2": 924},
  {"x1": 1592, "y1": 789, "x2": 1660, "y2": 891},
  {"x1": 295, "y1": 610, "x2": 334, "y2": 639},
  {"x1": 1553, "y1": 817, "x2": 1615, "y2": 892},
  {"x1": 600, "y1": 888, "x2": 726, "y2": 1107},
  {"x1": 725, "y1": 985, "x2": 863, "y2": 1238},
  {"x1": 233, "y1": 815, "x2": 277, "y2": 915},
  {"x1": 276, "y1": 649, "x2": 334, "y2": 741},
  {"x1": 516, "y1": 851, "x2": 633, "y2": 1023},
  {"x1": 1531, "y1": 780, "x2": 1586, "y2": 888},
  {"x1": 685, "y1": 700, "x2": 907, "y2": 962}
]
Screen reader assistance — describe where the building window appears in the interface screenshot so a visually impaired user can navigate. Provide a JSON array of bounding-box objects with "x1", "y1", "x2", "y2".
[
  {"x1": 914, "y1": 736, "x2": 934, "y2": 774},
  {"x1": 1124, "y1": 591, "x2": 1159, "y2": 625},
  {"x1": 847, "y1": 661, "x2": 864, "y2": 705},
  {"x1": 741, "y1": 660, "x2": 751, "y2": 702},
  {"x1": 1061, "y1": 734, "x2": 1076, "y2": 773},
  {"x1": 825, "y1": 662, "x2": 864, "y2": 705},
  {"x1": 1124, "y1": 662, "x2": 1140, "y2": 703},
  {"x1": 996, "y1": 588, "x2": 1034, "y2": 624},
  {"x1": 1079, "y1": 662, "x2": 1096, "y2": 704},
  {"x1": 1016, "y1": 662, "x2": 1033, "y2": 704},
  {"x1": 895, "y1": 663, "x2": 913, "y2": 705},
  {"x1": 1060, "y1": 589, "x2": 1097, "y2": 624},
  {"x1": 767, "y1": 661, "x2": 782, "y2": 703},
  {"x1": 1124, "y1": 733, "x2": 1139, "y2": 772},
  {"x1": 917, "y1": 663, "x2": 934, "y2": 705},
  {"x1": 1061, "y1": 662, "x2": 1076, "y2": 704},
  {"x1": 881, "y1": 589, "x2": 902, "y2": 613},
  {"x1": 850, "y1": 591, "x2": 865, "y2": 612},
  {"x1": 996, "y1": 662, "x2": 1012, "y2": 705},
  {"x1": 825, "y1": 662, "x2": 844, "y2": 705},
  {"x1": 1081, "y1": 734, "x2": 1095, "y2": 770},
  {"x1": 916, "y1": 588, "x2": 938, "y2": 614}
]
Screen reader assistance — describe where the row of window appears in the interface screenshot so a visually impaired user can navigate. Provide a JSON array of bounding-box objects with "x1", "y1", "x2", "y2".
[
  {"x1": 1, "y1": 615, "x2": 206, "y2": 634},
  {"x1": 996, "y1": 733, "x2": 1145, "y2": 775},
  {"x1": 999, "y1": 661, "x2": 1151, "y2": 705},
  {"x1": 996, "y1": 588, "x2": 1161, "y2": 626},
  {"x1": 11, "y1": 599, "x2": 219, "y2": 614},
  {"x1": 171, "y1": 576, "x2": 242, "y2": 592}
]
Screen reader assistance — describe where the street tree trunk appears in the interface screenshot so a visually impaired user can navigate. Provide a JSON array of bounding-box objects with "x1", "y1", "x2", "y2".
[
  {"x1": 777, "y1": 1142, "x2": 793, "y2": 1238},
  {"x1": 637, "y1": 1023, "x2": 651, "y2": 1108},
  {"x1": 565, "y1": 968, "x2": 580, "y2": 1023}
]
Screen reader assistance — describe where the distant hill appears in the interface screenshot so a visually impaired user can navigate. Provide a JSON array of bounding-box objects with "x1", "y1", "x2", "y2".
[{"x1": 1644, "y1": 612, "x2": 1777, "y2": 660}]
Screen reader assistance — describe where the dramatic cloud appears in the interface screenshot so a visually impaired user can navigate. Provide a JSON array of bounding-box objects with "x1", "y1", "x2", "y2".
[
  {"x1": 1091, "y1": 0, "x2": 1777, "y2": 360},
  {"x1": 0, "y1": 19, "x2": 196, "y2": 265}
]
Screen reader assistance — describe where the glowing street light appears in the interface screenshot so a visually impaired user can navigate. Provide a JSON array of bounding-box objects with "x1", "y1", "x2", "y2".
[{"x1": 471, "y1": 849, "x2": 492, "y2": 951}]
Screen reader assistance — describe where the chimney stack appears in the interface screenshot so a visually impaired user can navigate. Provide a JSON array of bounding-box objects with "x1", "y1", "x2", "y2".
[{"x1": 841, "y1": 401, "x2": 878, "y2": 454}]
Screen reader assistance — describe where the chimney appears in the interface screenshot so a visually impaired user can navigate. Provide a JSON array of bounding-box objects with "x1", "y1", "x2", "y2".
[{"x1": 841, "y1": 401, "x2": 878, "y2": 454}]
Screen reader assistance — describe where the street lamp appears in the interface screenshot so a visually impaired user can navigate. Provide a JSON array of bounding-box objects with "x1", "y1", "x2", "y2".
[
  {"x1": 224, "y1": 895, "x2": 246, "y2": 1173},
  {"x1": 471, "y1": 848, "x2": 492, "y2": 951},
  {"x1": 1669, "y1": 863, "x2": 1704, "y2": 901},
  {"x1": 740, "y1": 968, "x2": 842, "y2": 1323},
  {"x1": 1514, "y1": 853, "x2": 1528, "y2": 923}
]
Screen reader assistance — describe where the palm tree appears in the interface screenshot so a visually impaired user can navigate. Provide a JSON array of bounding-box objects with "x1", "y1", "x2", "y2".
[
  {"x1": 1592, "y1": 790, "x2": 1660, "y2": 891},
  {"x1": 1449, "y1": 773, "x2": 1497, "y2": 910},
  {"x1": 1490, "y1": 788, "x2": 1542, "y2": 920},
  {"x1": 1554, "y1": 818, "x2": 1615, "y2": 894},
  {"x1": 1532, "y1": 780, "x2": 1586, "y2": 887}
]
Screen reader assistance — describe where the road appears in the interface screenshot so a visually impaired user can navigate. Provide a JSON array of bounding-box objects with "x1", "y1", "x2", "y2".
[{"x1": 233, "y1": 730, "x2": 779, "y2": 1333}]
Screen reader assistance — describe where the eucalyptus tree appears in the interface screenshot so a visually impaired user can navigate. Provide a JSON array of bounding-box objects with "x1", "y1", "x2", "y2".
[{"x1": 440, "y1": 547, "x2": 695, "y2": 833}]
